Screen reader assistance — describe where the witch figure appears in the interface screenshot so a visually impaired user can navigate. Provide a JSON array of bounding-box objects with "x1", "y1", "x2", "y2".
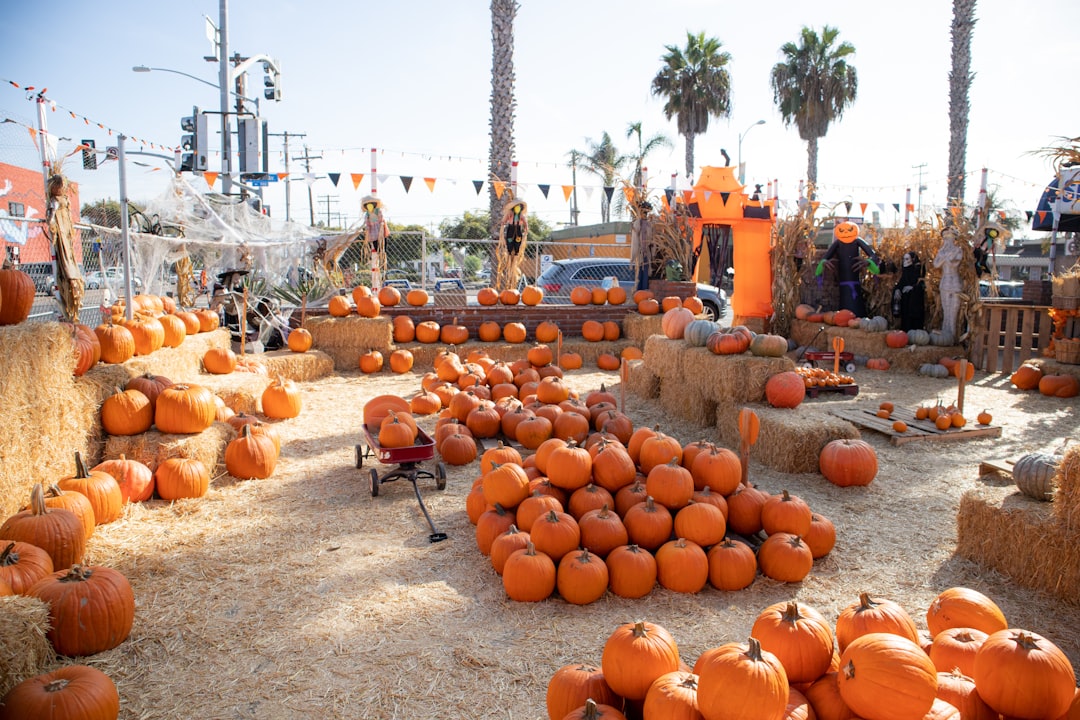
[
  {"x1": 815, "y1": 221, "x2": 881, "y2": 316},
  {"x1": 892, "y1": 251, "x2": 926, "y2": 331}
]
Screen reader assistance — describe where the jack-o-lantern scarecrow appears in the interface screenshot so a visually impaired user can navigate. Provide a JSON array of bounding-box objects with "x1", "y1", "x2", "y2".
[{"x1": 815, "y1": 220, "x2": 881, "y2": 316}]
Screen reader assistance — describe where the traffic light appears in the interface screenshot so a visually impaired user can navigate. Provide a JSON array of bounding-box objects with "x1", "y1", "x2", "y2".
[
  {"x1": 179, "y1": 106, "x2": 208, "y2": 172},
  {"x1": 263, "y1": 60, "x2": 282, "y2": 101},
  {"x1": 237, "y1": 117, "x2": 265, "y2": 173},
  {"x1": 81, "y1": 139, "x2": 97, "y2": 170}
]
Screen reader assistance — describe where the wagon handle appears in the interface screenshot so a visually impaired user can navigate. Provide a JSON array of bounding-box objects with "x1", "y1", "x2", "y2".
[{"x1": 832, "y1": 336, "x2": 844, "y2": 376}]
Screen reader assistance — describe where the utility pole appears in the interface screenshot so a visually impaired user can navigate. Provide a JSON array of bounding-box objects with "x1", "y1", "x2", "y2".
[
  {"x1": 293, "y1": 144, "x2": 322, "y2": 226},
  {"x1": 217, "y1": 0, "x2": 232, "y2": 195},
  {"x1": 912, "y1": 162, "x2": 928, "y2": 216},
  {"x1": 267, "y1": 130, "x2": 305, "y2": 222},
  {"x1": 318, "y1": 194, "x2": 339, "y2": 227},
  {"x1": 570, "y1": 151, "x2": 580, "y2": 226}
]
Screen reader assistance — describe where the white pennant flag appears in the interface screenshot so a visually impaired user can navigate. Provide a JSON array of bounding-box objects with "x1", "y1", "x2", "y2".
[
  {"x1": 304, "y1": 173, "x2": 318, "y2": 186},
  {"x1": 583, "y1": 186, "x2": 594, "y2": 201},
  {"x1": 377, "y1": 173, "x2": 391, "y2": 185}
]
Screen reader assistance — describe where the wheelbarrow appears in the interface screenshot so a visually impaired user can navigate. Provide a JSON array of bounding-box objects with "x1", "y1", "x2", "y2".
[{"x1": 356, "y1": 425, "x2": 448, "y2": 543}]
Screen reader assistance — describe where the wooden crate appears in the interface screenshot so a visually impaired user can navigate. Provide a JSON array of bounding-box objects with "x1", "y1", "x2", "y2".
[{"x1": 829, "y1": 403, "x2": 1002, "y2": 446}]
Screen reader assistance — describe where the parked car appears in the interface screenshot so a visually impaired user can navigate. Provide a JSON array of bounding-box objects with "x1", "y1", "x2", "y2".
[
  {"x1": 535, "y1": 257, "x2": 727, "y2": 321},
  {"x1": 84, "y1": 266, "x2": 143, "y2": 290},
  {"x1": 978, "y1": 279, "x2": 1024, "y2": 299},
  {"x1": 20, "y1": 262, "x2": 56, "y2": 295}
]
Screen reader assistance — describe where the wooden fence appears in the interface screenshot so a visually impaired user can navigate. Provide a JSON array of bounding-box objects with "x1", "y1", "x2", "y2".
[{"x1": 969, "y1": 303, "x2": 1052, "y2": 374}]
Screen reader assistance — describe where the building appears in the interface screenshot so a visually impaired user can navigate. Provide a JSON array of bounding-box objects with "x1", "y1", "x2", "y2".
[{"x1": 0, "y1": 161, "x2": 82, "y2": 264}]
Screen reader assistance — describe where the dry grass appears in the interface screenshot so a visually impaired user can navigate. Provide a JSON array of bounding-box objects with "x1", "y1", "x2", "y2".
[
  {"x1": 3, "y1": 355, "x2": 1080, "y2": 718},
  {"x1": 102, "y1": 423, "x2": 234, "y2": 473},
  {"x1": 716, "y1": 403, "x2": 860, "y2": 474},
  {"x1": 0, "y1": 595, "x2": 54, "y2": 696}
]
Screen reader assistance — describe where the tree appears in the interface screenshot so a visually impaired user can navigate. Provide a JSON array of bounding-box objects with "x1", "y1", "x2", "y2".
[
  {"x1": 571, "y1": 132, "x2": 631, "y2": 222},
  {"x1": 488, "y1": 0, "x2": 518, "y2": 243},
  {"x1": 947, "y1": 0, "x2": 976, "y2": 207},
  {"x1": 770, "y1": 25, "x2": 858, "y2": 196},
  {"x1": 626, "y1": 122, "x2": 673, "y2": 188},
  {"x1": 651, "y1": 31, "x2": 733, "y2": 180},
  {"x1": 81, "y1": 199, "x2": 124, "y2": 227}
]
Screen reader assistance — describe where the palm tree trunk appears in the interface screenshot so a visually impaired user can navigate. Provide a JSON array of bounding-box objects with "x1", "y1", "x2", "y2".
[
  {"x1": 488, "y1": 0, "x2": 517, "y2": 242},
  {"x1": 806, "y1": 136, "x2": 819, "y2": 198},
  {"x1": 947, "y1": 0, "x2": 976, "y2": 207},
  {"x1": 684, "y1": 134, "x2": 695, "y2": 180}
]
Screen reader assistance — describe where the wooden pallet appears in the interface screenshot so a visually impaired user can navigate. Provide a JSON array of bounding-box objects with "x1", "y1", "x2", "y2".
[
  {"x1": 806, "y1": 383, "x2": 859, "y2": 399},
  {"x1": 828, "y1": 403, "x2": 1003, "y2": 446},
  {"x1": 978, "y1": 458, "x2": 1016, "y2": 478}
]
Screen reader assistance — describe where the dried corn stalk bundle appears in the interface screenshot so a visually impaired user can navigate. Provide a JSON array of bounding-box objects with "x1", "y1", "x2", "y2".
[{"x1": 771, "y1": 210, "x2": 819, "y2": 337}]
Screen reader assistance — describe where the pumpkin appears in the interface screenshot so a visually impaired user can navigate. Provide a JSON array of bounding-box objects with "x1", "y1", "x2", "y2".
[
  {"x1": 866, "y1": 357, "x2": 891, "y2": 371},
  {"x1": 765, "y1": 371, "x2": 805, "y2": 409},
  {"x1": 405, "y1": 288, "x2": 429, "y2": 306},
  {"x1": 520, "y1": 285, "x2": 544, "y2": 305},
  {"x1": 590, "y1": 286, "x2": 609, "y2": 305},
  {"x1": 0, "y1": 267, "x2": 35, "y2": 324},
  {"x1": 885, "y1": 330, "x2": 909, "y2": 348},
  {"x1": 835, "y1": 592, "x2": 921, "y2": 653},
  {"x1": 1012, "y1": 451, "x2": 1059, "y2": 501},
  {"x1": 751, "y1": 600, "x2": 835, "y2": 684},
  {"x1": 355, "y1": 295, "x2": 381, "y2": 318},
  {"x1": 91, "y1": 454, "x2": 154, "y2": 503},
  {"x1": 972, "y1": 629, "x2": 1076, "y2": 718},
  {"x1": 582, "y1": 320, "x2": 605, "y2": 342},
  {"x1": 502, "y1": 541, "x2": 556, "y2": 601},
  {"x1": 607, "y1": 282, "x2": 627, "y2": 305},
  {"x1": 499, "y1": 288, "x2": 520, "y2": 305},
  {"x1": 749, "y1": 334, "x2": 789, "y2": 357},
  {"x1": 94, "y1": 320, "x2": 136, "y2": 364},
  {"x1": 637, "y1": 298, "x2": 660, "y2": 315},
  {"x1": 672, "y1": 501, "x2": 725, "y2": 548},
  {"x1": 0, "y1": 540, "x2": 54, "y2": 595},
  {"x1": 837, "y1": 633, "x2": 938, "y2": 720},
  {"x1": 696, "y1": 637, "x2": 789, "y2": 720},
  {"x1": 706, "y1": 537, "x2": 757, "y2": 591},
  {"x1": 194, "y1": 308, "x2": 220, "y2": 332},
  {"x1": 376, "y1": 285, "x2": 400, "y2": 306},
  {"x1": 203, "y1": 347, "x2": 238, "y2": 374},
  {"x1": 0, "y1": 664, "x2": 120, "y2": 720},
  {"x1": 440, "y1": 432, "x2": 478, "y2": 465},
  {"x1": 477, "y1": 287, "x2": 499, "y2": 305},
  {"x1": 503, "y1": 322, "x2": 527, "y2": 344},
  {"x1": 561, "y1": 699, "x2": 627, "y2": 720},
  {"x1": 556, "y1": 547, "x2": 609, "y2": 605},
  {"x1": 925, "y1": 587, "x2": 1007, "y2": 637},
  {"x1": 225, "y1": 424, "x2": 278, "y2": 479},
  {"x1": 284, "y1": 325, "x2": 312, "y2": 353},
  {"x1": 100, "y1": 386, "x2": 153, "y2": 436},
  {"x1": 623, "y1": 497, "x2": 673, "y2": 552},
  {"x1": 415, "y1": 320, "x2": 441, "y2": 343},
  {"x1": 601, "y1": 620, "x2": 681, "y2": 701},
  {"x1": 597, "y1": 352, "x2": 621, "y2": 371},
  {"x1": 655, "y1": 537, "x2": 709, "y2": 593},
  {"x1": 685, "y1": 319, "x2": 720, "y2": 347},
  {"x1": 328, "y1": 294, "x2": 352, "y2": 317},
  {"x1": 0, "y1": 485, "x2": 86, "y2": 570},
  {"x1": 28, "y1": 563, "x2": 135, "y2": 656},
  {"x1": 929, "y1": 627, "x2": 987, "y2": 676},
  {"x1": 154, "y1": 457, "x2": 210, "y2": 500},
  {"x1": 155, "y1": 383, "x2": 217, "y2": 434},
  {"x1": 819, "y1": 439, "x2": 878, "y2": 487},
  {"x1": 905, "y1": 328, "x2": 929, "y2": 345},
  {"x1": 262, "y1": 376, "x2": 302, "y2": 418},
  {"x1": 934, "y1": 671, "x2": 997, "y2": 720},
  {"x1": 388, "y1": 349, "x2": 414, "y2": 374},
  {"x1": 803, "y1": 513, "x2": 836, "y2": 559},
  {"x1": 569, "y1": 286, "x2": 592, "y2": 305},
  {"x1": 39, "y1": 484, "x2": 95, "y2": 541},
  {"x1": 57, "y1": 452, "x2": 122, "y2": 525},
  {"x1": 1039, "y1": 374, "x2": 1080, "y2": 398},
  {"x1": 125, "y1": 373, "x2": 173, "y2": 412},
  {"x1": 441, "y1": 323, "x2": 469, "y2": 345},
  {"x1": 919, "y1": 362, "x2": 951, "y2": 378},
  {"x1": 757, "y1": 533, "x2": 813, "y2": 583},
  {"x1": 546, "y1": 664, "x2": 621, "y2": 720},
  {"x1": 535, "y1": 321, "x2": 560, "y2": 343},
  {"x1": 661, "y1": 307, "x2": 695, "y2": 339},
  {"x1": 359, "y1": 350, "x2": 384, "y2": 373},
  {"x1": 645, "y1": 459, "x2": 694, "y2": 510},
  {"x1": 760, "y1": 489, "x2": 812, "y2": 536}
]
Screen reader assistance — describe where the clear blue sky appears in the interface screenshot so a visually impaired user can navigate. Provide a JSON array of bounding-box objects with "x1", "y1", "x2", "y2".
[{"x1": 2, "y1": 0, "x2": 1076, "y2": 235}]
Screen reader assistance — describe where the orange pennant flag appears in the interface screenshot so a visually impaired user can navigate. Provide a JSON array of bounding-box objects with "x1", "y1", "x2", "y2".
[
  {"x1": 277, "y1": 173, "x2": 289, "y2": 181},
  {"x1": 810, "y1": 201, "x2": 821, "y2": 214},
  {"x1": 424, "y1": 177, "x2": 436, "y2": 192},
  {"x1": 350, "y1": 173, "x2": 365, "y2": 190},
  {"x1": 860, "y1": 202, "x2": 868, "y2": 215},
  {"x1": 493, "y1": 181, "x2": 506, "y2": 199},
  {"x1": 203, "y1": 172, "x2": 219, "y2": 188},
  {"x1": 906, "y1": 204, "x2": 914, "y2": 212},
  {"x1": 682, "y1": 190, "x2": 694, "y2": 204},
  {"x1": 1037, "y1": 210, "x2": 1048, "y2": 223},
  {"x1": 950, "y1": 205, "x2": 964, "y2": 219},
  {"x1": 562, "y1": 185, "x2": 574, "y2": 202}
]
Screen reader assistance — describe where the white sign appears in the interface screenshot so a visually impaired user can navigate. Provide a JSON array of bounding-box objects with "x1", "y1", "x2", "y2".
[
  {"x1": 615, "y1": 234, "x2": 627, "y2": 244},
  {"x1": 540, "y1": 254, "x2": 554, "y2": 273}
]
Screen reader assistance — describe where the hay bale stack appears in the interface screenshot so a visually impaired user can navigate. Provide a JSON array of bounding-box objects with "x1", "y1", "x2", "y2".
[
  {"x1": 399, "y1": 339, "x2": 635, "y2": 371},
  {"x1": 643, "y1": 336, "x2": 685, "y2": 374},
  {"x1": 957, "y1": 485, "x2": 1080, "y2": 603},
  {"x1": 0, "y1": 595, "x2": 55, "y2": 696},
  {"x1": 709, "y1": 354, "x2": 795, "y2": 405},
  {"x1": 261, "y1": 349, "x2": 335, "y2": 382},
  {"x1": 716, "y1": 403, "x2": 860, "y2": 474},
  {"x1": 625, "y1": 360, "x2": 659, "y2": 399},
  {"x1": 888, "y1": 345, "x2": 960, "y2": 372},
  {"x1": 198, "y1": 373, "x2": 271, "y2": 414},
  {"x1": 307, "y1": 316, "x2": 393, "y2": 371},
  {"x1": 1053, "y1": 443, "x2": 1080, "y2": 536},
  {"x1": 623, "y1": 313, "x2": 663, "y2": 345},
  {"x1": 0, "y1": 323, "x2": 97, "y2": 518},
  {"x1": 103, "y1": 421, "x2": 234, "y2": 472},
  {"x1": 127, "y1": 328, "x2": 231, "y2": 382}
]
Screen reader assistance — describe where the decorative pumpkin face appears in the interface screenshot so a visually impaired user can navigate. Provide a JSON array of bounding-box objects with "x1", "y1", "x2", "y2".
[{"x1": 834, "y1": 221, "x2": 860, "y2": 244}]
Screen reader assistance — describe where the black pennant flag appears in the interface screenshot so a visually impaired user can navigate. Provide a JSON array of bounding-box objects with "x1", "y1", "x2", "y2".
[
  {"x1": 603, "y1": 186, "x2": 615, "y2": 203},
  {"x1": 665, "y1": 188, "x2": 674, "y2": 206},
  {"x1": 328, "y1": 173, "x2": 341, "y2": 187},
  {"x1": 892, "y1": 203, "x2": 900, "y2": 213},
  {"x1": 538, "y1": 184, "x2": 550, "y2": 199},
  {"x1": 473, "y1": 180, "x2": 484, "y2": 195},
  {"x1": 719, "y1": 192, "x2": 730, "y2": 205},
  {"x1": 400, "y1": 176, "x2": 413, "y2": 193}
]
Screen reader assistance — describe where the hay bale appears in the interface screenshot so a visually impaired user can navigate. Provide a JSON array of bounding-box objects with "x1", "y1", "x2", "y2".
[
  {"x1": 643, "y1": 336, "x2": 685, "y2": 374},
  {"x1": 198, "y1": 373, "x2": 272, "y2": 414},
  {"x1": 103, "y1": 421, "x2": 234, "y2": 472},
  {"x1": 0, "y1": 595, "x2": 55, "y2": 695},
  {"x1": 261, "y1": 349, "x2": 334, "y2": 382},
  {"x1": 308, "y1": 316, "x2": 393, "y2": 370},
  {"x1": 623, "y1": 313, "x2": 663, "y2": 345},
  {"x1": 0, "y1": 323, "x2": 97, "y2": 518},
  {"x1": 1053, "y1": 443, "x2": 1080, "y2": 536},
  {"x1": 398, "y1": 340, "x2": 634, "y2": 371},
  {"x1": 127, "y1": 328, "x2": 231, "y2": 382},
  {"x1": 887, "y1": 345, "x2": 961, "y2": 372},
  {"x1": 957, "y1": 485, "x2": 1080, "y2": 603},
  {"x1": 701, "y1": 352, "x2": 794, "y2": 405},
  {"x1": 626, "y1": 360, "x2": 659, "y2": 399},
  {"x1": 716, "y1": 403, "x2": 860, "y2": 474}
]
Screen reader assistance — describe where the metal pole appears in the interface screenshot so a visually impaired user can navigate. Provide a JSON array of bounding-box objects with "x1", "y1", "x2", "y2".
[
  {"x1": 117, "y1": 135, "x2": 135, "y2": 321},
  {"x1": 219, "y1": 0, "x2": 232, "y2": 195},
  {"x1": 283, "y1": 132, "x2": 291, "y2": 222}
]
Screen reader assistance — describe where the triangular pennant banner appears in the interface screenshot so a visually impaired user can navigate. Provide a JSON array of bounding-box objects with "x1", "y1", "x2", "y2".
[
  {"x1": 584, "y1": 187, "x2": 595, "y2": 201},
  {"x1": 203, "y1": 172, "x2": 219, "y2": 187},
  {"x1": 377, "y1": 173, "x2": 390, "y2": 185},
  {"x1": 328, "y1": 173, "x2": 341, "y2": 187},
  {"x1": 304, "y1": 173, "x2": 318, "y2": 187},
  {"x1": 810, "y1": 201, "x2": 821, "y2": 214},
  {"x1": 473, "y1": 180, "x2": 485, "y2": 195},
  {"x1": 350, "y1": 173, "x2": 364, "y2": 190},
  {"x1": 493, "y1": 180, "x2": 506, "y2": 199},
  {"x1": 859, "y1": 202, "x2": 868, "y2": 215},
  {"x1": 562, "y1": 185, "x2": 573, "y2": 202},
  {"x1": 278, "y1": 172, "x2": 289, "y2": 182},
  {"x1": 1037, "y1": 210, "x2": 1047, "y2": 223},
  {"x1": 538, "y1": 184, "x2": 550, "y2": 198},
  {"x1": 664, "y1": 188, "x2": 674, "y2": 207},
  {"x1": 892, "y1": 203, "x2": 900, "y2": 213},
  {"x1": 950, "y1": 205, "x2": 964, "y2": 219},
  {"x1": 877, "y1": 203, "x2": 886, "y2": 213},
  {"x1": 1026, "y1": 210, "x2": 1034, "y2": 221},
  {"x1": 703, "y1": 191, "x2": 712, "y2": 202},
  {"x1": 400, "y1": 176, "x2": 413, "y2": 193},
  {"x1": 424, "y1": 177, "x2": 436, "y2": 192},
  {"x1": 603, "y1": 186, "x2": 615, "y2": 203},
  {"x1": 682, "y1": 190, "x2": 694, "y2": 204},
  {"x1": 906, "y1": 203, "x2": 914, "y2": 212},
  {"x1": 719, "y1": 192, "x2": 730, "y2": 205}
]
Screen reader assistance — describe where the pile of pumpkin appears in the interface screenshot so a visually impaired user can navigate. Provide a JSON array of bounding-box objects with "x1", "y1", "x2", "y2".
[
  {"x1": 793, "y1": 365, "x2": 855, "y2": 389},
  {"x1": 540, "y1": 586, "x2": 1079, "y2": 720},
  {"x1": 460, "y1": 396, "x2": 837, "y2": 602},
  {"x1": 793, "y1": 304, "x2": 956, "y2": 347},
  {"x1": 901, "y1": 401, "x2": 992, "y2": 433},
  {"x1": 1010, "y1": 363, "x2": 1080, "y2": 398},
  {"x1": 661, "y1": 309, "x2": 791, "y2": 359}
]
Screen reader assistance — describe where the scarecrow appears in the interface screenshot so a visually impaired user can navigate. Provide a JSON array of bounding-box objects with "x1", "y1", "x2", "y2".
[
  {"x1": 361, "y1": 195, "x2": 389, "y2": 288},
  {"x1": 495, "y1": 197, "x2": 528, "y2": 291},
  {"x1": 815, "y1": 220, "x2": 881, "y2": 316},
  {"x1": 972, "y1": 217, "x2": 1010, "y2": 277},
  {"x1": 45, "y1": 172, "x2": 84, "y2": 322}
]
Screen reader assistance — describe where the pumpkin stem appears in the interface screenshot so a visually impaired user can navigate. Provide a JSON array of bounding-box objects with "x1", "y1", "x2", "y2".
[
  {"x1": 0, "y1": 542, "x2": 15, "y2": 565},
  {"x1": 73, "y1": 451, "x2": 90, "y2": 479},
  {"x1": 524, "y1": 541, "x2": 536, "y2": 556},
  {"x1": 59, "y1": 565, "x2": 92, "y2": 583},
  {"x1": 43, "y1": 678, "x2": 72, "y2": 693},
  {"x1": 745, "y1": 636, "x2": 765, "y2": 661},
  {"x1": 581, "y1": 699, "x2": 601, "y2": 720},
  {"x1": 631, "y1": 620, "x2": 649, "y2": 638},
  {"x1": 856, "y1": 592, "x2": 879, "y2": 612},
  {"x1": 28, "y1": 483, "x2": 47, "y2": 515},
  {"x1": 782, "y1": 601, "x2": 803, "y2": 623}
]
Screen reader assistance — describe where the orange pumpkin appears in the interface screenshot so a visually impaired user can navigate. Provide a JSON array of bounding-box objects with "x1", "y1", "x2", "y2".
[
  {"x1": 477, "y1": 287, "x2": 499, "y2": 306},
  {"x1": 570, "y1": 286, "x2": 592, "y2": 305},
  {"x1": 637, "y1": 298, "x2": 660, "y2": 315},
  {"x1": 406, "y1": 288, "x2": 429, "y2": 306},
  {"x1": 499, "y1": 288, "x2": 520, "y2": 305},
  {"x1": 1010, "y1": 363, "x2": 1043, "y2": 390},
  {"x1": 521, "y1": 285, "x2": 544, "y2": 305},
  {"x1": 377, "y1": 286, "x2": 401, "y2": 306}
]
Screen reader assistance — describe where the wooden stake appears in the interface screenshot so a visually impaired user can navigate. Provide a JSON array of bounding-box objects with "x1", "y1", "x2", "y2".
[
  {"x1": 557, "y1": 330, "x2": 562, "y2": 370},
  {"x1": 956, "y1": 358, "x2": 968, "y2": 414},
  {"x1": 832, "y1": 336, "x2": 844, "y2": 376},
  {"x1": 240, "y1": 286, "x2": 248, "y2": 356},
  {"x1": 620, "y1": 358, "x2": 627, "y2": 412}
]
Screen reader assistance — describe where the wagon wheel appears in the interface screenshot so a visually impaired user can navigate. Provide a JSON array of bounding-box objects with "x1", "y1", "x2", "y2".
[
  {"x1": 845, "y1": 362, "x2": 856, "y2": 373},
  {"x1": 370, "y1": 468, "x2": 381, "y2": 497},
  {"x1": 435, "y1": 462, "x2": 447, "y2": 491},
  {"x1": 355, "y1": 444, "x2": 364, "y2": 469}
]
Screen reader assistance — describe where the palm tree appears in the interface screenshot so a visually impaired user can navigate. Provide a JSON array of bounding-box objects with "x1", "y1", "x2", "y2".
[
  {"x1": 626, "y1": 122, "x2": 673, "y2": 188},
  {"x1": 488, "y1": 0, "x2": 517, "y2": 242},
  {"x1": 572, "y1": 132, "x2": 631, "y2": 222},
  {"x1": 947, "y1": 0, "x2": 976, "y2": 207},
  {"x1": 651, "y1": 31, "x2": 733, "y2": 180},
  {"x1": 770, "y1": 25, "x2": 858, "y2": 196}
]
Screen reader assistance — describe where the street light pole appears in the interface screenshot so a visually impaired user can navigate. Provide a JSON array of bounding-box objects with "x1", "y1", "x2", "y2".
[
  {"x1": 218, "y1": 0, "x2": 232, "y2": 195},
  {"x1": 737, "y1": 119, "x2": 766, "y2": 185}
]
